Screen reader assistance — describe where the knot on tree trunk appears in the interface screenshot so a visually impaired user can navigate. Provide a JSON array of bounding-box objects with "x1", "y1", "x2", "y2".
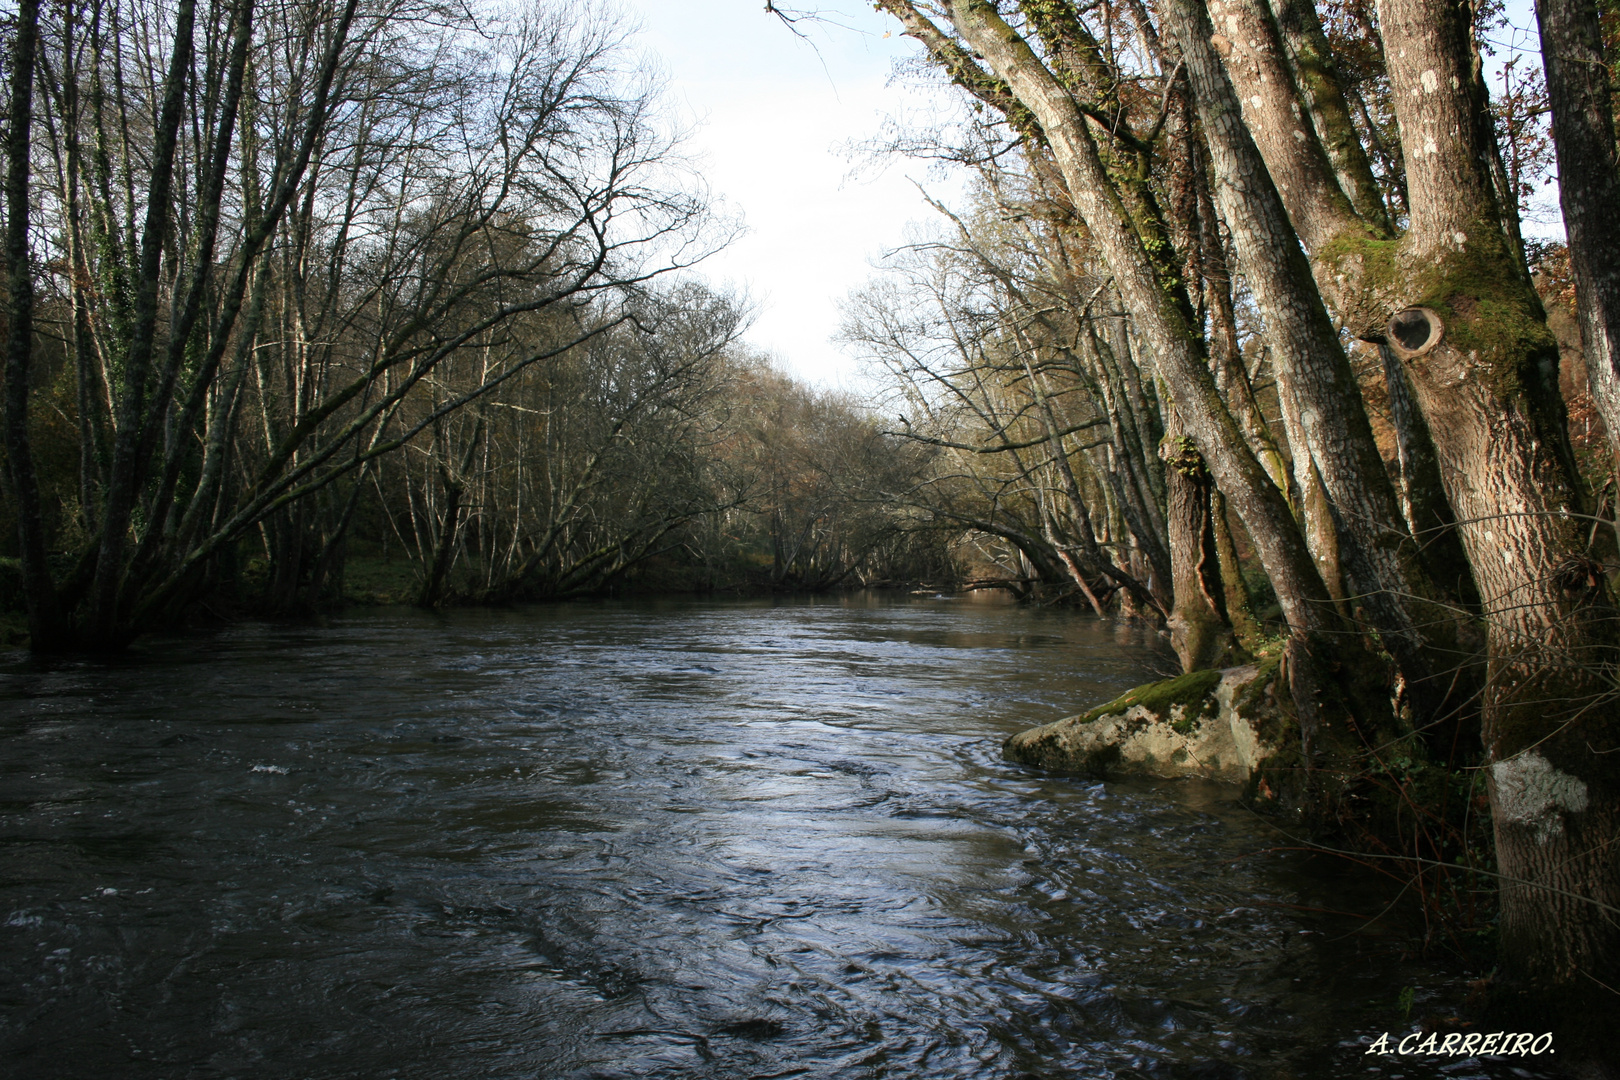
[{"x1": 1386, "y1": 306, "x2": 1445, "y2": 360}]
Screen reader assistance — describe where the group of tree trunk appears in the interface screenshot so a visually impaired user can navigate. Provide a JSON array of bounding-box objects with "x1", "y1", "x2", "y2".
[{"x1": 839, "y1": 0, "x2": 1619, "y2": 1009}]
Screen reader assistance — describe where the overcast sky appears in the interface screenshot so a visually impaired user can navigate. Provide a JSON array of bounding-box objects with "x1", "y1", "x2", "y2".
[{"x1": 617, "y1": 1, "x2": 949, "y2": 388}]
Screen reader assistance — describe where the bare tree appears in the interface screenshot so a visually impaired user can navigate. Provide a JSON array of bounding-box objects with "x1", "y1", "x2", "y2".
[{"x1": 3, "y1": 0, "x2": 723, "y2": 645}]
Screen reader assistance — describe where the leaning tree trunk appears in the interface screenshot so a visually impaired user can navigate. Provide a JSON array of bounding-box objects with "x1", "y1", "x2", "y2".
[
  {"x1": 905, "y1": 0, "x2": 1374, "y2": 798},
  {"x1": 1169, "y1": 0, "x2": 1485, "y2": 737},
  {"x1": 1222, "y1": 0, "x2": 1620, "y2": 988}
]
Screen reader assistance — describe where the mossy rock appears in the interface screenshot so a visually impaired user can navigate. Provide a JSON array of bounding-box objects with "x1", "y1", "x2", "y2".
[
  {"x1": 1233, "y1": 653, "x2": 1306, "y2": 815},
  {"x1": 1004, "y1": 665, "x2": 1290, "y2": 784},
  {"x1": 1072, "y1": 669, "x2": 1224, "y2": 730}
]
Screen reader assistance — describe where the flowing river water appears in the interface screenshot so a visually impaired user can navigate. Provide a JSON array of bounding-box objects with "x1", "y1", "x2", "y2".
[{"x1": 0, "y1": 595, "x2": 1552, "y2": 1078}]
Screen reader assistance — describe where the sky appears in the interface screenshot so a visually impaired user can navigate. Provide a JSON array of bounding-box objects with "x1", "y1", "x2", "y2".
[{"x1": 616, "y1": 1, "x2": 949, "y2": 388}]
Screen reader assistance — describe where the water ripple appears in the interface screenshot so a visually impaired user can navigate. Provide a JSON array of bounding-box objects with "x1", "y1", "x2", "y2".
[{"x1": 0, "y1": 596, "x2": 1544, "y2": 1078}]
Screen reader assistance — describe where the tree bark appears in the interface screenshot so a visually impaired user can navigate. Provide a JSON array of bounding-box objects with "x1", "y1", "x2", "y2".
[
  {"x1": 1162, "y1": 413, "x2": 1234, "y2": 671},
  {"x1": 1374, "y1": 0, "x2": 1620, "y2": 992},
  {"x1": 3, "y1": 0, "x2": 70, "y2": 648},
  {"x1": 1379, "y1": 342, "x2": 1477, "y2": 608},
  {"x1": 1212, "y1": 490, "x2": 1266, "y2": 654},
  {"x1": 1205, "y1": 0, "x2": 1368, "y2": 251},
  {"x1": 1537, "y1": 0, "x2": 1620, "y2": 466},
  {"x1": 1264, "y1": 0, "x2": 1393, "y2": 232},
  {"x1": 1198, "y1": 177, "x2": 1290, "y2": 497},
  {"x1": 1167, "y1": 0, "x2": 1463, "y2": 724}
]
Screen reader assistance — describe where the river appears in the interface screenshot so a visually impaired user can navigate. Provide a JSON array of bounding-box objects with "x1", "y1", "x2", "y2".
[{"x1": 0, "y1": 595, "x2": 1545, "y2": 1078}]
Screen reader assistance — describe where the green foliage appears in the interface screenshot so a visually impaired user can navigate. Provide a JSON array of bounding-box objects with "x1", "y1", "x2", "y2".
[
  {"x1": 1167, "y1": 435, "x2": 1207, "y2": 479},
  {"x1": 0, "y1": 613, "x2": 28, "y2": 649}
]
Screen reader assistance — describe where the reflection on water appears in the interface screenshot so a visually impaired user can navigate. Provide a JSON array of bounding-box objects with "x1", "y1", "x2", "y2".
[{"x1": 0, "y1": 595, "x2": 1541, "y2": 1078}]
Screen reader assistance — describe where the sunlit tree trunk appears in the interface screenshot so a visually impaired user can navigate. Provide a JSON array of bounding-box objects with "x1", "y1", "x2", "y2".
[
  {"x1": 1167, "y1": 0, "x2": 1461, "y2": 724},
  {"x1": 1162, "y1": 410, "x2": 1234, "y2": 671},
  {"x1": 1199, "y1": 0, "x2": 1618, "y2": 987}
]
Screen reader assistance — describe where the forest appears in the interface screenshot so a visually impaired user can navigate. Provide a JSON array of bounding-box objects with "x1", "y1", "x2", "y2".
[{"x1": 2, "y1": 0, "x2": 1618, "y2": 1027}]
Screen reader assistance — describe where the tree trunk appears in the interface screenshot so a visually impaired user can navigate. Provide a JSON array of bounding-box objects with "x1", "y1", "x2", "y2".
[
  {"x1": 1380, "y1": 343, "x2": 1477, "y2": 608},
  {"x1": 1264, "y1": 0, "x2": 1393, "y2": 232},
  {"x1": 1374, "y1": 0, "x2": 1620, "y2": 993},
  {"x1": 418, "y1": 483, "x2": 464, "y2": 608},
  {"x1": 1212, "y1": 491, "x2": 1265, "y2": 654},
  {"x1": 1162, "y1": 416, "x2": 1234, "y2": 671},
  {"x1": 1274, "y1": 374, "x2": 1347, "y2": 605},
  {"x1": 1537, "y1": 0, "x2": 1620, "y2": 467},
  {"x1": 1212, "y1": 0, "x2": 1620, "y2": 980},
  {"x1": 3, "y1": 0, "x2": 70, "y2": 648}
]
